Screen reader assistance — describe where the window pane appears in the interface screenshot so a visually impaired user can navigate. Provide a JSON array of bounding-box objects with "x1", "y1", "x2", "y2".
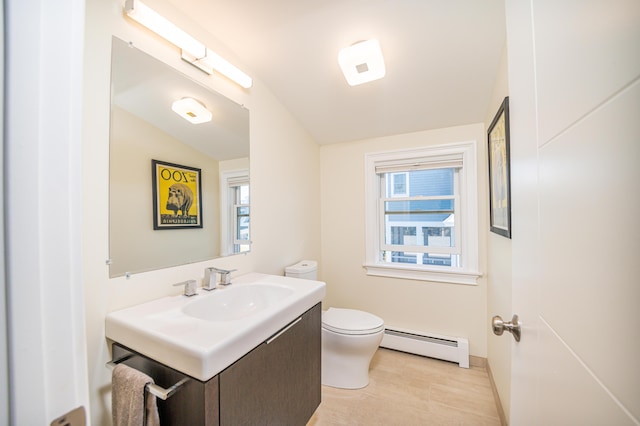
[
  {"x1": 385, "y1": 199, "x2": 454, "y2": 214},
  {"x1": 381, "y1": 251, "x2": 460, "y2": 267},
  {"x1": 235, "y1": 206, "x2": 250, "y2": 241},
  {"x1": 411, "y1": 169, "x2": 455, "y2": 196},
  {"x1": 383, "y1": 195, "x2": 455, "y2": 248},
  {"x1": 389, "y1": 173, "x2": 408, "y2": 197},
  {"x1": 231, "y1": 183, "x2": 250, "y2": 252},
  {"x1": 422, "y1": 225, "x2": 454, "y2": 248},
  {"x1": 393, "y1": 174, "x2": 405, "y2": 192},
  {"x1": 237, "y1": 184, "x2": 250, "y2": 203},
  {"x1": 236, "y1": 217, "x2": 249, "y2": 240},
  {"x1": 383, "y1": 213, "x2": 454, "y2": 247},
  {"x1": 389, "y1": 226, "x2": 416, "y2": 245},
  {"x1": 422, "y1": 254, "x2": 460, "y2": 267},
  {"x1": 381, "y1": 167, "x2": 457, "y2": 259},
  {"x1": 389, "y1": 251, "x2": 417, "y2": 264},
  {"x1": 384, "y1": 169, "x2": 454, "y2": 197}
]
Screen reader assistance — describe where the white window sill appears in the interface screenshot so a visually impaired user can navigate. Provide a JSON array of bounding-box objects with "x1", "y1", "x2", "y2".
[{"x1": 363, "y1": 263, "x2": 482, "y2": 285}]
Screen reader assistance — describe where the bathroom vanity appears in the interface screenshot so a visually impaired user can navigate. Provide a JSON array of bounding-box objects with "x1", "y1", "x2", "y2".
[
  {"x1": 112, "y1": 303, "x2": 320, "y2": 425},
  {"x1": 106, "y1": 273, "x2": 326, "y2": 425}
]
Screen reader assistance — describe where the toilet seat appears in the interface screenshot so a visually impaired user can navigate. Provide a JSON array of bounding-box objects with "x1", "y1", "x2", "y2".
[{"x1": 322, "y1": 308, "x2": 384, "y2": 335}]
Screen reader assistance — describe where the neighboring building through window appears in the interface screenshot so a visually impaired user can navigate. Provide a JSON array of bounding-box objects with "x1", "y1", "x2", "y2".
[
  {"x1": 232, "y1": 183, "x2": 250, "y2": 252},
  {"x1": 364, "y1": 142, "x2": 480, "y2": 285},
  {"x1": 390, "y1": 172, "x2": 409, "y2": 197},
  {"x1": 383, "y1": 167, "x2": 458, "y2": 267},
  {"x1": 220, "y1": 169, "x2": 250, "y2": 255}
]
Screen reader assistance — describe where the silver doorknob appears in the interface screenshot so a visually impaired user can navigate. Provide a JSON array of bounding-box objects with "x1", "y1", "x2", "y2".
[{"x1": 492, "y1": 314, "x2": 521, "y2": 342}]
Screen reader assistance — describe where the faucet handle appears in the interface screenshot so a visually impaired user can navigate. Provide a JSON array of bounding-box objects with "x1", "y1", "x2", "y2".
[
  {"x1": 220, "y1": 269, "x2": 237, "y2": 285},
  {"x1": 173, "y1": 279, "x2": 197, "y2": 297},
  {"x1": 203, "y1": 267, "x2": 237, "y2": 289},
  {"x1": 209, "y1": 266, "x2": 237, "y2": 274}
]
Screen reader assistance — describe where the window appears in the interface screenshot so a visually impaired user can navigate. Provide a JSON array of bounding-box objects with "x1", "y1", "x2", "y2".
[
  {"x1": 220, "y1": 169, "x2": 250, "y2": 255},
  {"x1": 390, "y1": 172, "x2": 409, "y2": 197},
  {"x1": 364, "y1": 142, "x2": 480, "y2": 285},
  {"x1": 232, "y1": 183, "x2": 250, "y2": 251}
]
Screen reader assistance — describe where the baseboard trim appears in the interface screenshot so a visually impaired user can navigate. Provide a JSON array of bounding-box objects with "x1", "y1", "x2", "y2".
[
  {"x1": 469, "y1": 355, "x2": 486, "y2": 368},
  {"x1": 486, "y1": 361, "x2": 508, "y2": 426}
]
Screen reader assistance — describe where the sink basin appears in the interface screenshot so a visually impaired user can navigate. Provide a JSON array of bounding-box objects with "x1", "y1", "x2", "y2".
[
  {"x1": 182, "y1": 284, "x2": 294, "y2": 322},
  {"x1": 105, "y1": 272, "x2": 325, "y2": 381}
]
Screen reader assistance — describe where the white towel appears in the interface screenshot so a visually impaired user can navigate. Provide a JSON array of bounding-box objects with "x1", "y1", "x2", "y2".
[{"x1": 112, "y1": 364, "x2": 160, "y2": 426}]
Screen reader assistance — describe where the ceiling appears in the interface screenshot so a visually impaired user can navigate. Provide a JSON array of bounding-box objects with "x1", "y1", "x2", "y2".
[{"x1": 165, "y1": 0, "x2": 507, "y2": 145}]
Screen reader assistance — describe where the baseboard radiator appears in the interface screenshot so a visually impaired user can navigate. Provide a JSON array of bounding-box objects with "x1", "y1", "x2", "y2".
[{"x1": 380, "y1": 327, "x2": 469, "y2": 368}]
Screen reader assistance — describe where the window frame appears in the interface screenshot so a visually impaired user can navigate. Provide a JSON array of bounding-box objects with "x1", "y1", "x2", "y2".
[{"x1": 364, "y1": 142, "x2": 481, "y2": 285}]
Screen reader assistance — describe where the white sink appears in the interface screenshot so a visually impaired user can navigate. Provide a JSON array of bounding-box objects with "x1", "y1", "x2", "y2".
[
  {"x1": 105, "y1": 272, "x2": 325, "y2": 381},
  {"x1": 182, "y1": 284, "x2": 294, "y2": 322}
]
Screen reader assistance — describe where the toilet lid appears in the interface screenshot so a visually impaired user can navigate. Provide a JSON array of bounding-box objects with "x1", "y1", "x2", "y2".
[{"x1": 322, "y1": 308, "x2": 384, "y2": 335}]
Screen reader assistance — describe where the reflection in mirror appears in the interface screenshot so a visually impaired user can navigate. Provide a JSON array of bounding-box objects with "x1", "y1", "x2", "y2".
[{"x1": 109, "y1": 37, "x2": 250, "y2": 278}]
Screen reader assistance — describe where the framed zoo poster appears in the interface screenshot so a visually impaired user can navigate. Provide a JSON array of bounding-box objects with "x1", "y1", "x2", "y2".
[
  {"x1": 488, "y1": 96, "x2": 511, "y2": 238},
  {"x1": 152, "y1": 159, "x2": 203, "y2": 229}
]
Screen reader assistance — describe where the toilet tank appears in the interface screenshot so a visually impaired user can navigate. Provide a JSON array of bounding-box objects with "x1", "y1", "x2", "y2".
[{"x1": 285, "y1": 260, "x2": 318, "y2": 280}]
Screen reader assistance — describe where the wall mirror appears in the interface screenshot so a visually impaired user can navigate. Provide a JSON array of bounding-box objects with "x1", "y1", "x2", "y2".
[{"x1": 109, "y1": 36, "x2": 250, "y2": 278}]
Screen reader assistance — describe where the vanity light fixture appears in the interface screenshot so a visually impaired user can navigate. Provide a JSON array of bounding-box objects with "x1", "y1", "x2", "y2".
[
  {"x1": 124, "y1": 0, "x2": 206, "y2": 59},
  {"x1": 124, "y1": 0, "x2": 253, "y2": 89},
  {"x1": 171, "y1": 98, "x2": 212, "y2": 124},
  {"x1": 338, "y1": 39, "x2": 386, "y2": 86},
  {"x1": 182, "y1": 49, "x2": 254, "y2": 90}
]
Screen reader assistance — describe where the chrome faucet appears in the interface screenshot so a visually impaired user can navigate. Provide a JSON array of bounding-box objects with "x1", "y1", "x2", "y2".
[
  {"x1": 204, "y1": 267, "x2": 237, "y2": 290},
  {"x1": 173, "y1": 279, "x2": 198, "y2": 297}
]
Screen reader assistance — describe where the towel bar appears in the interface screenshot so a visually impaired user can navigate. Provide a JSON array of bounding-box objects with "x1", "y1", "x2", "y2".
[{"x1": 106, "y1": 359, "x2": 189, "y2": 400}]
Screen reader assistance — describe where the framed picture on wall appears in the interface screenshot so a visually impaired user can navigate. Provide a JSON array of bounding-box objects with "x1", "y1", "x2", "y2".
[
  {"x1": 487, "y1": 96, "x2": 512, "y2": 238},
  {"x1": 152, "y1": 159, "x2": 203, "y2": 230}
]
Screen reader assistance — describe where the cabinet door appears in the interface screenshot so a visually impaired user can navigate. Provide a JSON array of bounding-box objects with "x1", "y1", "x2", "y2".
[
  {"x1": 112, "y1": 343, "x2": 219, "y2": 426},
  {"x1": 219, "y1": 303, "x2": 321, "y2": 425}
]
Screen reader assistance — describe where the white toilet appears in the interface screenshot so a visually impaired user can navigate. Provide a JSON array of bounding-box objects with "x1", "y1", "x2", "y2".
[{"x1": 285, "y1": 260, "x2": 385, "y2": 389}]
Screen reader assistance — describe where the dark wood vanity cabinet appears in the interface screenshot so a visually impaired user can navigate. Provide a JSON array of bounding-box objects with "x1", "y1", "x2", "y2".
[
  {"x1": 111, "y1": 302, "x2": 321, "y2": 425},
  {"x1": 219, "y1": 302, "x2": 321, "y2": 425}
]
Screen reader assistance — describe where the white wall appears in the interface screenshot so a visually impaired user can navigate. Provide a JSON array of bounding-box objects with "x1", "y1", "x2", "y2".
[
  {"x1": 82, "y1": 0, "x2": 320, "y2": 424},
  {"x1": 219, "y1": 157, "x2": 249, "y2": 174},
  {"x1": 484, "y1": 43, "x2": 512, "y2": 420},
  {"x1": 320, "y1": 124, "x2": 489, "y2": 357}
]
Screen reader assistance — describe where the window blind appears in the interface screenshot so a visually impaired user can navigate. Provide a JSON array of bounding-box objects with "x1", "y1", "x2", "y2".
[
  {"x1": 227, "y1": 176, "x2": 249, "y2": 186},
  {"x1": 374, "y1": 153, "x2": 463, "y2": 174}
]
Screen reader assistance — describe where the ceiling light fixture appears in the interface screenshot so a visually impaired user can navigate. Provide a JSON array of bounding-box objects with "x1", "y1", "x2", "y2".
[
  {"x1": 338, "y1": 39, "x2": 386, "y2": 86},
  {"x1": 171, "y1": 98, "x2": 212, "y2": 124},
  {"x1": 124, "y1": 0, "x2": 253, "y2": 89}
]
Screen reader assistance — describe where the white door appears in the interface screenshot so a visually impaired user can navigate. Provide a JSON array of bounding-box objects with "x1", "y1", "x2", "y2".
[
  {"x1": 506, "y1": 1, "x2": 640, "y2": 424},
  {"x1": 4, "y1": 0, "x2": 90, "y2": 423},
  {"x1": 0, "y1": 3, "x2": 8, "y2": 422}
]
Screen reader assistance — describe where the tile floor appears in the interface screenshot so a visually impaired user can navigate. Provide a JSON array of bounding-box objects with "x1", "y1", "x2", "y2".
[{"x1": 308, "y1": 348, "x2": 501, "y2": 426}]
